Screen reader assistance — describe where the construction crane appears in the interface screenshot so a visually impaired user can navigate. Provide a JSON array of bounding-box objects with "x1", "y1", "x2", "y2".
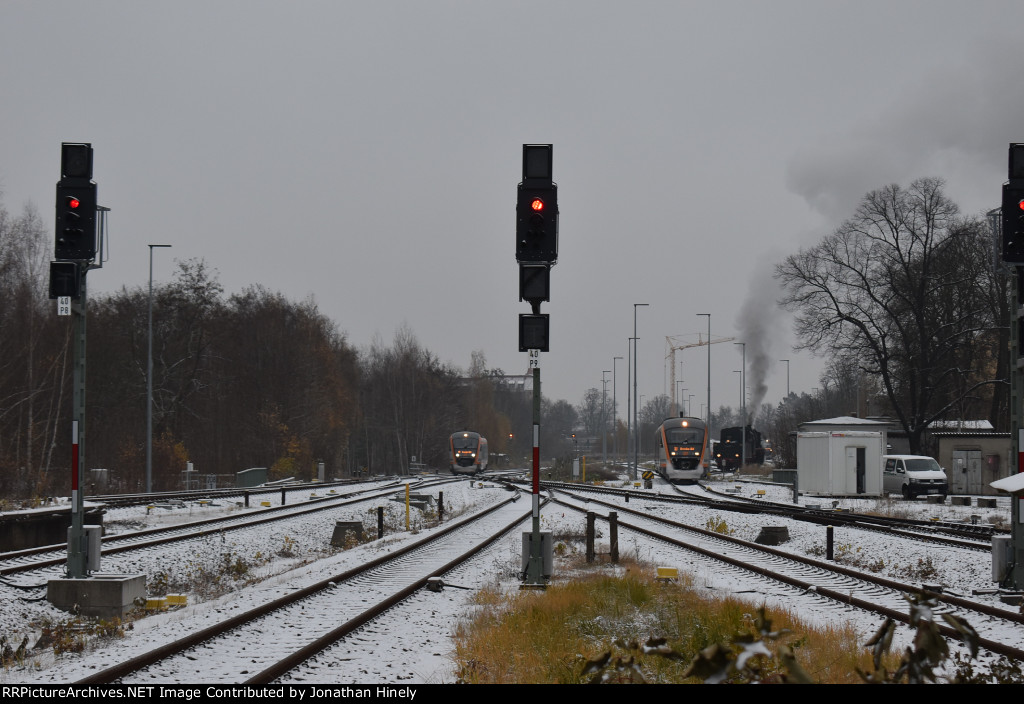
[{"x1": 665, "y1": 333, "x2": 735, "y2": 417}]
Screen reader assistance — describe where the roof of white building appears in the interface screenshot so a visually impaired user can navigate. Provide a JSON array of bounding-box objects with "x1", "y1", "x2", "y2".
[{"x1": 799, "y1": 416, "x2": 889, "y2": 428}]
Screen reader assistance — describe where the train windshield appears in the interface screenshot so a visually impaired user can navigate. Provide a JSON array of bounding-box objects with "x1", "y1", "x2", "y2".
[
  {"x1": 666, "y1": 428, "x2": 703, "y2": 444},
  {"x1": 452, "y1": 435, "x2": 477, "y2": 450}
]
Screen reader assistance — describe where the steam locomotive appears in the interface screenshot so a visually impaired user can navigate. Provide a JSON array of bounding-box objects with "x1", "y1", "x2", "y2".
[{"x1": 715, "y1": 426, "x2": 765, "y2": 471}]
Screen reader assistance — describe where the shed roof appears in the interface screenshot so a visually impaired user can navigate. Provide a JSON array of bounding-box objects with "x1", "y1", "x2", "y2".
[
  {"x1": 930, "y1": 420, "x2": 995, "y2": 431},
  {"x1": 799, "y1": 416, "x2": 889, "y2": 429}
]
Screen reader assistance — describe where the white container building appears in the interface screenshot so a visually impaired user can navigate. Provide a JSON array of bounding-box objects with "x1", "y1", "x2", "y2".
[{"x1": 796, "y1": 416, "x2": 887, "y2": 496}]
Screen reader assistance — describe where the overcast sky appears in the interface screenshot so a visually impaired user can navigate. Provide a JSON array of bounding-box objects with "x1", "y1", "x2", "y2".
[{"x1": 2, "y1": 1, "x2": 1022, "y2": 422}]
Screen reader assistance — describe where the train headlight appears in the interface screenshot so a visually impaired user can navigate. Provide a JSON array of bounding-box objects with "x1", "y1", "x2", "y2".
[{"x1": 670, "y1": 451, "x2": 676, "y2": 456}]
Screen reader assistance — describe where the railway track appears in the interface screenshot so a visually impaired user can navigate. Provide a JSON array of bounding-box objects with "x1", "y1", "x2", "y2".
[
  {"x1": 86, "y1": 478, "x2": 377, "y2": 509},
  {"x1": 695, "y1": 481, "x2": 1000, "y2": 544},
  {"x1": 1, "y1": 474, "x2": 1015, "y2": 684},
  {"x1": 0, "y1": 478, "x2": 464, "y2": 579},
  {"x1": 526, "y1": 478, "x2": 997, "y2": 551},
  {"x1": 72, "y1": 492, "x2": 532, "y2": 684}
]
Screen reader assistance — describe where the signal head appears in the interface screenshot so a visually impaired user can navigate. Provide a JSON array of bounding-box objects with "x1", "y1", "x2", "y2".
[
  {"x1": 515, "y1": 185, "x2": 558, "y2": 264},
  {"x1": 55, "y1": 182, "x2": 97, "y2": 260}
]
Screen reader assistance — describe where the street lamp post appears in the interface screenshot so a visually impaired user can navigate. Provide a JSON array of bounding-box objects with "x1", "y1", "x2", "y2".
[
  {"x1": 679, "y1": 360, "x2": 684, "y2": 410},
  {"x1": 697, "y1": 313, "x2": 711, "y2": 440},
  {"x1": 601, "y1": 370, "x2": 611, "y2": 464},
  {"x1": 639, "y1": 394, "x2": 646, "y2": 460},
  {"x1": 147, "y1": 244, "x2": 172, "y2": 494},
  {"x1": 733, "y1": 369, "x2": 742, "y2": 469},
  {"x1": 735, "y1": 342, "x2": 746, "y2": 468},
  {"x1": 627, "y1": 338, "x2": 635, "y2": 468},
  {"x1": 633, "y1": 303, "x2": 649, "y2": 480},
  {"x1": 613, "y1": 356, "x2": 622, "y2": 462},
  {"x1": 780, "y1": 359, "x2": 790, "y2": 399}
]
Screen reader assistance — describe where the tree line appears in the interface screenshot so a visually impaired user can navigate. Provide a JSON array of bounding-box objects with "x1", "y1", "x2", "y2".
[{"x1": 0, "y1": 197, "x2": 580, "y2": 497}]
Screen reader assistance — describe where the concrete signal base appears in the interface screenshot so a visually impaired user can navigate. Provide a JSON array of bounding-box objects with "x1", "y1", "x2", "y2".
[{"x1": 47, "y1": 574, "x2": 147, "y2": 619}]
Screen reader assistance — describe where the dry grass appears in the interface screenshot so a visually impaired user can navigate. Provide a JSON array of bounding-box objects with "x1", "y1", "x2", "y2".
[
  {"x1": 860, "y1": 496, "x2": 919, "y2": 520},
  {"x1": 453, "y1": 562, "x2": 892, "y2": 684}
]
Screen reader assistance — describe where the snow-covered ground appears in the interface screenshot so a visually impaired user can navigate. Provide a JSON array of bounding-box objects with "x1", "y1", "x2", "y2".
[{"x1": 0, "y1": 474, "x2": 1015, "y2": 684}]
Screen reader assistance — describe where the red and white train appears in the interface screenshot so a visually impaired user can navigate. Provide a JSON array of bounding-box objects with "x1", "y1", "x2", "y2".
[
  {"x1": 654, "y1": 416, "x2": 708, "y2": 482},
  {"x1": 449, "y1": 431, "x2": 489, "y2": 475}
]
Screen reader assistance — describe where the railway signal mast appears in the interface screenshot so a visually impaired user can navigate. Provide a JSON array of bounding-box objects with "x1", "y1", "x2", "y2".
[
  {"x1": 517, "y1": 144, "x2": 557, "y2": 588},
  {"x1": 49, "y1": 143, "x2": 107, "y2": 580},
  {"x1": 999, "y1": 143, "x2": 1024, "y2": 591}
]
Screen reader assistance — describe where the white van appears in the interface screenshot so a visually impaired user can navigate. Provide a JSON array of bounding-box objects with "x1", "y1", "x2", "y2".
[{"x1": 882, "y1": 455, "x2": 948, "y2": 500}]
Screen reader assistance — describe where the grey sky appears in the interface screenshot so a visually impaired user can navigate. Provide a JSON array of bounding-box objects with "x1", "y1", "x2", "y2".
[{"x1": 1, "y1": 1, "x2": 1020, "y2": 420}]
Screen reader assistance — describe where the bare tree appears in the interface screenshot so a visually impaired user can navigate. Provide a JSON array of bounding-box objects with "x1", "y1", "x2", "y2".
[
  {"x1": 463, "y1": 350, "x2": 511, "y2": 457},
  {"x1": 360, "y1": 326, "x2": 460, "y2": 474},
  {"x1": 639, "y1": 394, "x2": 673, "y2": 449},
  {"x1": 576, "y1": 388, "x2": 604, "y2": 438},
  {"x1": 776, "y1": 178, "x2": 1007, "y2": 453},
  {"x1": 541, "y1": 398, "x2": 577, "y2": 459},
  {"x1": 0, "y1": 201, "x2": 70, "y2": 494}
]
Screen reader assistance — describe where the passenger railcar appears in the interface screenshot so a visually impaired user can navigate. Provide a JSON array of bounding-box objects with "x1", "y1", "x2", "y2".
[
  {"x1": 449, "y1": 431, "x2": 489, "y2": 475},
  {"x1": 655, "y1": 416, "x2": 708, "y2": 482}
]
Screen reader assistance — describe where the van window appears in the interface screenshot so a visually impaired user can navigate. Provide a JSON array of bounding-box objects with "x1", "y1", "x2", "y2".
[
  {"x1": 905, "y1": 458, "x2": 941, "y2": 472},
  {"x1": 895, "y1": 460, "x2": 904, "y2": 474},
  {"x1": 884, "y1": 458, "x2": 896, "y2": 472}
]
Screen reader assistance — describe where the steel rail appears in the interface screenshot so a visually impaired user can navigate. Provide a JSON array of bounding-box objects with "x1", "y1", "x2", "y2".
[
  {"x1": 246, "y1": 499, "x2": 539, "y2": 683},
  {"x1": 75, "y1": 493, "x2": 521, "y2": 684},
  {"x1": 0, "y1": 483, "x2": 443, "y2": 577},
  {"x1": 530, "y1": 478, "x2": 995, "y2": 551}
]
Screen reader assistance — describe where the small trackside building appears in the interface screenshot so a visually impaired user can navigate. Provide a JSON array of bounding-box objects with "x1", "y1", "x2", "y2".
[{"x1": 797, "y1": 416, "x2": 887, "y2": 496}]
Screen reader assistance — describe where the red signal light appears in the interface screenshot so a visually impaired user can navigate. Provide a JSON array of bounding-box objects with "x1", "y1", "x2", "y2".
[
  {"x1": 67, "y1": 196, "x2": 80, "y2": 209},
  {"x1": 530, "y1": 198, "x2": 544, "y2": 212},
  {"x1": 1018, "y1": 199, "x2": 1024, "y2": 211}
]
